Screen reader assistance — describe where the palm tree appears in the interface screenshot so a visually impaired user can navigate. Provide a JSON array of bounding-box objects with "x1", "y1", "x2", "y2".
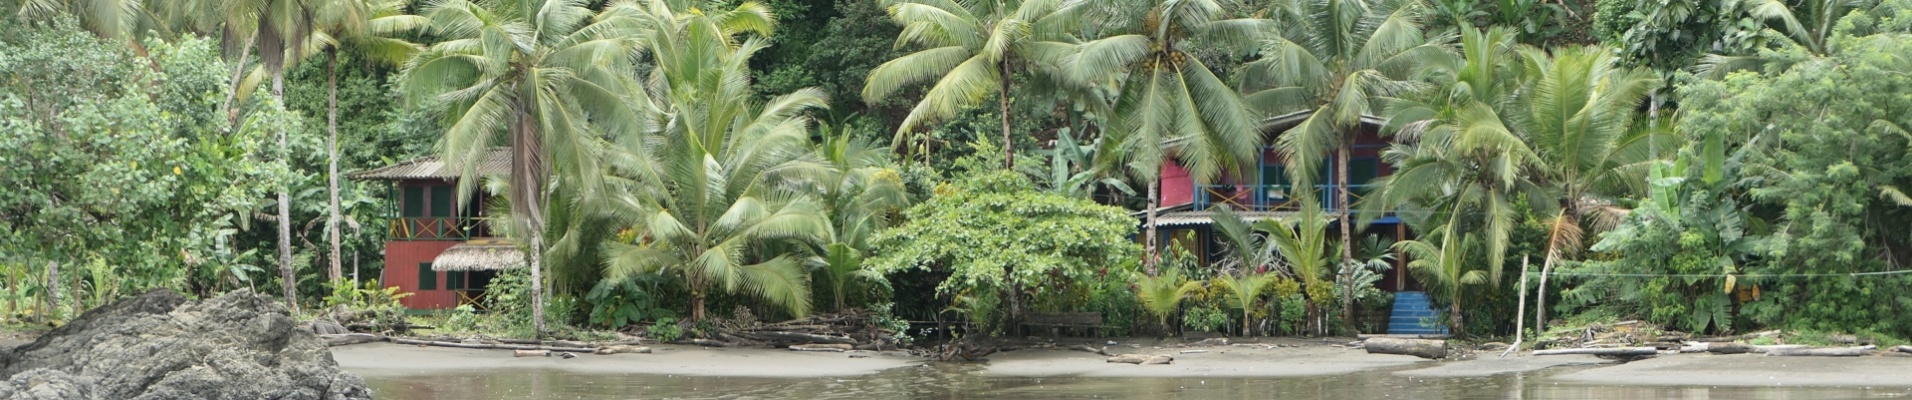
[
  {"x1": 1209, "y1": 208, "x2": 1288, "y2": 335},
  {"x1": 1511, "y1": 45, "x2": 1658, "y2": 332},
  {"x1": 1261, "y1": 200, "x2": 1337, "y2": 335},
  {"x1": 810, "y1": 126, "x2": 909, "y2": 311},
  {"x1": 862, "y1": 0, "x2": 1080, "y2": 168},
  {"x1": 401, "y1": 0, "x2": 651, "y2": 333},
  {"x1": 1211, "y1": 273, "x2": 1278, "y2": 336},
  {"x1": 1394, "y1": 225, "x2": 1485, "y2": 335},
  {"x1": 222, "y1": 0, "x2": 318, "y2": 311},
  {"x1": 315, "y1": 0, "x2": 425, "y2": 283},
  {"x1": 1240, "y1": 0, "x2": 1450, "y2": 328},
  {"x1": 1067, "y1": 0, "x2": 1266, "y2": 274},
  {"x1": 600, "y1": 1, "x2": 830, "y2": 322},
  {"x1": 1134, "y1": 266, "x2": 1204, "y2": 336}
]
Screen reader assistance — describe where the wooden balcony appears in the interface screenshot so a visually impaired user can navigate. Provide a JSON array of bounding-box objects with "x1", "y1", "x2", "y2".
[
  {"x1": 387, "y1": 217, "x2": 491, "y2": 241},
  {"x1": 1193, "y1": 184, "x2": 1374, "y2": 212}
]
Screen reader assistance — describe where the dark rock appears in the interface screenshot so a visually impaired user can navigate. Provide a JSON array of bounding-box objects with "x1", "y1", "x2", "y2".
[{"x1": 0, "y1": 289, "x2": 372, "y2": 400}]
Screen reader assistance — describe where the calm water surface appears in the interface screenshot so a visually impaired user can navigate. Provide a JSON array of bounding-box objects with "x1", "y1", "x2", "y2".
[{"x1": 364, "y1": 363, "x2": 1911, "y2": 399}]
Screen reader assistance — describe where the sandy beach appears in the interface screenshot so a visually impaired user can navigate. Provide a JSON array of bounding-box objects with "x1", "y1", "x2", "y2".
[{"x1": 329, "y1": 338, "x2": 1912, "y2": 387}]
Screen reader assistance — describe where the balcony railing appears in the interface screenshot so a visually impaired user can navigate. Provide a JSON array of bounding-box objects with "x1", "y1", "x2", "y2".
[
  {"x1": 388, "y1": 217, "x2": 490, "y2": 241},
  {"x1": 1194, "y1": 184, "x2": 1375, "y2": 212}
]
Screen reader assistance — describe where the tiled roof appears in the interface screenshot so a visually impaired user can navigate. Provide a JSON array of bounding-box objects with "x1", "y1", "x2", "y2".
[{"x1": 348, "y1": 148, "x2": 510, "y2": 180}]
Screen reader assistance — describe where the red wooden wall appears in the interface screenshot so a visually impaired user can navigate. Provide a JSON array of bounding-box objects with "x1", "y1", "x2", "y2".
[{"x1": 382, "y1": 241, "x2": 459, "y2": 309}]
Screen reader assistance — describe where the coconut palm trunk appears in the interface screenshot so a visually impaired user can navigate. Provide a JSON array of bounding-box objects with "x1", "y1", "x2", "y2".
[
  {"x1": 1337, "y1": 142, "x2": 1355, "y2": 332},
  {"x1": 223, "y1": 38, "x2": 255, "y2": 125},
  {"x1": 274, "y1": 70, "x2": 296, "y2": 312},
  {"x1": 999, "y1": 58, "x2": 1014, "y2": 168},
  {"x1": 327, "y1": 53, "x2": 342, "y2": 283},
  {"x1": 1145, "y1": 179, "x2": 1160, "y2": 275}
]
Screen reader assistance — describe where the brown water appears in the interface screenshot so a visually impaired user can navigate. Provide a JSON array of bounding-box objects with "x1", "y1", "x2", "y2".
[{"x1": 364, "y1": 363, "x2": 1911, "y2": 400}]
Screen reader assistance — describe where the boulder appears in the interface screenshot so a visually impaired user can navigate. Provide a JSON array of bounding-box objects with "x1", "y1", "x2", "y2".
[{"x1": 0, "y1": 289, "x2": 373, "y2": 400}]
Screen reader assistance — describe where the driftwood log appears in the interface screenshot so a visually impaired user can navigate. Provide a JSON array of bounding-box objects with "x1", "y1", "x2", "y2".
[
  {"x1": 789, "y1": 344, "x2": 854, "y2": 352},
  {"x1": 1364, "y1": 337, "x2": 1447, "y2": 359},
  {"x1": 1106, "y1": 354, "x2": 1172, "y2": 364},
  {"x1": 666, "y1": 338, "x2": 731, "y2": 348},
  {"x1": 389, "y1": 337, "x2": 596, "y2": 353},
  {"x1": 1068, "y1": 344, "x2": 1109, "y2": 356},
  {"x1": 319, "y1": 333, "x2": 385, "y2": 347},
  {"x1": 1532, "y1": 347, "x2": 1658, "y2": 356},
  {"x1": 1765, "y1": 345, "x2": 1875, "y2": 357},
  {"x1": 514, "y1": 350, "x2": 549, "y2": 357},
  {"x1": 595, "y1": 345, "x2": 652, "y2": 355},
  {"x1": 1895, "y1": 345, "x2": 1912, "y2": 354}
]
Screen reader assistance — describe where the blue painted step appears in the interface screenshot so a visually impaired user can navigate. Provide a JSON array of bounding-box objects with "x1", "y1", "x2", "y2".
[{"x1": 1387, "y1": 291, "x2": 1450, "y2": 335}]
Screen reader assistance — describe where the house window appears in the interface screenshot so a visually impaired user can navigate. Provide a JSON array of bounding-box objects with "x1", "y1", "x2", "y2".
[
  {"x1": 418, "y1": 263, "x2": 437, "y2": 290},
  {"x1": 446, "y1": 270, "x2": 466, "y2": 290},
  {"x1": 429, "y1": 186, "x2": 455, "y2": 217},
  {"x1": 402, "y1": 186, "x2": 425, "y2": 217},
  {"x1": 1350, "y1": 158, "x2": 1380, "y2": 186}
]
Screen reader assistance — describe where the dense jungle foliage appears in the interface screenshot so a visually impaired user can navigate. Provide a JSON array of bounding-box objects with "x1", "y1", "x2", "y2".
[{"x1": 3, "y1": 0, "x2": 1910, "y2": 342}]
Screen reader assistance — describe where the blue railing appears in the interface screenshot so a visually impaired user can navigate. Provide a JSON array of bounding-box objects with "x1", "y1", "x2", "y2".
[{"x1": 1193, "y1": 184, "x2": 1375, "y2": 212}]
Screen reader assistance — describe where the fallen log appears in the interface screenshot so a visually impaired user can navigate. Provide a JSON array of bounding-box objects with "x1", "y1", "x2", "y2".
[
  {"x1": 667, "y1": 338, "x2": 730, "y2": 348},
  {"x1": 1142, "y1": 355, "x2": 1173, "y2": 365},
  {"x1": 790, "y1": 344, "x2": 853, "y2": 352},
  {"x1": 1364, "y1": 337, "x2": 1447, "y2": 359},
  {"x1": 320, "y1": 333, "x2": 385, "y2": 347},
  {"x1": 1532, "y1": 347, "x2": 1658, "y2": 357},
  {"x1": 1765, "y1": 345, "x2": 1875, "y2": 357},
  {"x1": 1751, "y1": 344, "x2": 1806, "y2": 354},
  {"x1": 733, "y1": 331, "x2": 857, "y2": 345},
  {"x1": 1068, "y1": 344, "x2": 1109, "y2": 356},
  {"x1": 595, "y1": 345, "x2": 652, "y2": 355},
  {"x1": 514, "y1": 350, "x2": 548, "y2": 357},
  {"x1": 1894, "y1": 345, "x2": 1912, "y2": 354},
  {"x1": 1106, "y1": 354, "x2": 1158, "y2": 364}
]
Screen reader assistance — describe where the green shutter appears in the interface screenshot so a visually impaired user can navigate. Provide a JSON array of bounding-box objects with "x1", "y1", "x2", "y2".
[
  {"x1": 418, "y1": 263, "x2": 437, "y2": 290},
  {"x1": 446, "y1": 270, "x2": 465, "y2": 290},
  {"x1": 402, "y1": 186, "x2": 425, "y2": 217},
  {"x1": 429, "y1": 186, "x2": 455, "y2": 217}
]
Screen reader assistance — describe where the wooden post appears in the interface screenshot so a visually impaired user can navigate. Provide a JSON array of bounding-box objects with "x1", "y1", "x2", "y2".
[{"x1": 1502, "y1": 255, "x2": 1529, "y2": 358}]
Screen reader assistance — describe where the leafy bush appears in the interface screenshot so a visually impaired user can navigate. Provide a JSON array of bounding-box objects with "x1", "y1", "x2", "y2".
[
  {"x1": 647, "y1": 317, "x2": 683, "y2": 342},
  {"x1": 1181, "y1": 303, "x2": 1229, "y2": 333}
]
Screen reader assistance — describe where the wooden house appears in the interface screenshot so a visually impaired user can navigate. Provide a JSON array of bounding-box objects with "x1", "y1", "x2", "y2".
[
  {"x1": 348, "y1": 149, "x2": 520, "y2": 310},
  {"x1": 1143, "y1": 111, "x2": 1433, "y2": 333}
]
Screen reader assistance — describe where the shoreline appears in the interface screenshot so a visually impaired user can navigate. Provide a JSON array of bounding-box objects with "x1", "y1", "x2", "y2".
[{"x1": 328, "y1": 338, "x2": 1912, "y2": 387}]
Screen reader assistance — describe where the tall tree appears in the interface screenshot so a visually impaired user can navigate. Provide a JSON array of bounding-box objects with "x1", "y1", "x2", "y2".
[
  {"x1": 1067, "y1": 0, "x2": 1265, "y2": 274},
  {"x1": 1241, "y1": 0, "x2": 1448, "y2": 330},
  {"x1": 224, "y1": 0, "x2": 317, "y2": 310},
  {"x1": 862, "y1": 0, "x2": 1079, "y2": 168},
  {"x1": 402, "y1": 0, "x2": 650, "y2": 334},
  {"x1": 314, "y1": 0, "x2": 425, "y2": 283}
]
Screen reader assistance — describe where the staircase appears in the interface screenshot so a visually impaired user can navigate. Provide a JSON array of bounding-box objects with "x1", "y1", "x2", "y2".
[{"x1": 1386, "y1": 291, "x2": 1450, "y2": 336}]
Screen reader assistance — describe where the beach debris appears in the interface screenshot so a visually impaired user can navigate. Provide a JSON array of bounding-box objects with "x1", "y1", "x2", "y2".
[
  {"x1": 557, "y1": 352, "x2": 578, "y2": 359},
  {"x1": 1364, "y1": 337, "x2": 1447, "y2": 359},
  {"x1": 1179, "y1": 350, "x2": 1208, "y2": 354},
  {"x1": 790, "y1": 344, "x2": 854, "y2": 352},
  {"x1": 1193, "y1": 338, "x2": 1229, "y2": 347},
  {"x1": 1106, "y1": 354, "x2": 1173, "y2": 364},
  {"x1": 391, "y1": 337, "x2": 597, "y2": 353},
  {"x1": 595, "y1": 345, "x2": 653, "y2": 355},
  {"x1": 1531, "y1": 347, "x2": 1658, "y2": 357},
  {"x1": 700, "y1": 309, "x2": 896, "y2": 349},
  {"x1": 1069, "y1": 344, "x2": 1110, "y2": 356},
  {"x1": 514, "y1": 350, "x2": 549, "y2": 357},
  {"x1": 847, "y1": 351, "x2": 873, "y2": 358},
  {"x1": 1764, "y1": 345, "x2": 1875, "y2": 357},
  {"x1": 320, "y1": 333, "x2": 386, "y2": 347},
  {"x1": 1894, "y1": 345, "x2": 1912, "y2": 354}
]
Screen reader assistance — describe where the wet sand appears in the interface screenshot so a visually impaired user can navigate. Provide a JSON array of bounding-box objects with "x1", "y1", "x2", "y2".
[
  {"x1": 334, "y1": 342, "x2": 923, "y2": 378},
  {"x1": 1552, "y1": 353, "x2": 1912, "y2": 387}
]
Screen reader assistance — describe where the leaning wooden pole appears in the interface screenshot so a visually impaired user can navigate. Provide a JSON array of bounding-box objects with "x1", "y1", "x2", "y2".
[{"x1": 1501, "y1": 255, "x2": 1529, "y2": 358}]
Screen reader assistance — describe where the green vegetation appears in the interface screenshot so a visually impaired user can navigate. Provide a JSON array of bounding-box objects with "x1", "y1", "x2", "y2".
[{"x1": 6, "y1": 0, "x2": 1912, "y2": 345}]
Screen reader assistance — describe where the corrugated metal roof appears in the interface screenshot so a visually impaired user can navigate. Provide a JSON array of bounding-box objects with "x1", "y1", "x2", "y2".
[
  {"x1": 349, "y1": 148, "x2": 511, "y2": 180},
  {"x1": 1151, "y1": 211, "x2": 1297, "y2": 227}
]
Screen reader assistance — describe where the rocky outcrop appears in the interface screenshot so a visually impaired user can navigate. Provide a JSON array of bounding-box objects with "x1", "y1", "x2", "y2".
[{"x1": 0, "y1": 289, "x2": 372, "y2": 400}]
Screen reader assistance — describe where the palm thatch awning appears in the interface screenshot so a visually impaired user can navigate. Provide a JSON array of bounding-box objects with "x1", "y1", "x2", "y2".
[
  {"x1": 1151, "y1": 211, "x2": 1297, "y2": 227},
  {"x1": 431, "y1": 243, "x2": 526, "y2": 271}
]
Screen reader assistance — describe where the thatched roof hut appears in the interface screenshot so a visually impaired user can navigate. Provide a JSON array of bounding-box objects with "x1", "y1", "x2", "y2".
[{"x1": 431, "y1": 243, "x2": 525, "y2": 271}]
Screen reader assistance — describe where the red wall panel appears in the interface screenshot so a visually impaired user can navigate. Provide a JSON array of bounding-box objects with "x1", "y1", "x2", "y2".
[
  {"x1": 383, "y1": 241, "x2": 460, "y2": 309},
  {"x1": 1160, "y1": 161, "x2": 1193, "y2": 207}
]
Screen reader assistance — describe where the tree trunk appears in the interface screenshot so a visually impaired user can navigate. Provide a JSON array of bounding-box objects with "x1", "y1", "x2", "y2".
[
  {"x1": 999, "y1": 59, "x2": 1014, "y2": 169},
  {"x1": 327, "y1": 52, "x2": 343, "y2": 283},
  {"x1": 1535, "y1": 242, "x2": 1559, "y2": 333},
  {"x1": 44, "y1": 261, "x2": 58, "y2": 321},
  {"x1": 274, "y1": 70, "x2": 297, "y2": 313},
  {"x1": 690, "y1": 289, "x2": 706, "y2": 323},
  {"x1": 222, "y1": 37, "x2": 256, "y2": 126},
  {"x1": 1450, "y1": 297, "x2": 1464, "y2": 336},
  {"x1": 1242, "y1": 306, "x2": 1253, "y2": 337},
  {"x1": 1364, "y1": 337, "x2": 1446, "y2": 359},
  {"x1": 530, "y1": 230, "x2": 546, "y2": 335},
  {"x1": 1145, "y1": 179, "x2": 1160, "y2": 275},
  {"x1": 1505, "y1": 255, "x2": 1529, "y2": 358},
  {"x1": 1337, "y1": 142, "x2": 1356, "y2": 333}
]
